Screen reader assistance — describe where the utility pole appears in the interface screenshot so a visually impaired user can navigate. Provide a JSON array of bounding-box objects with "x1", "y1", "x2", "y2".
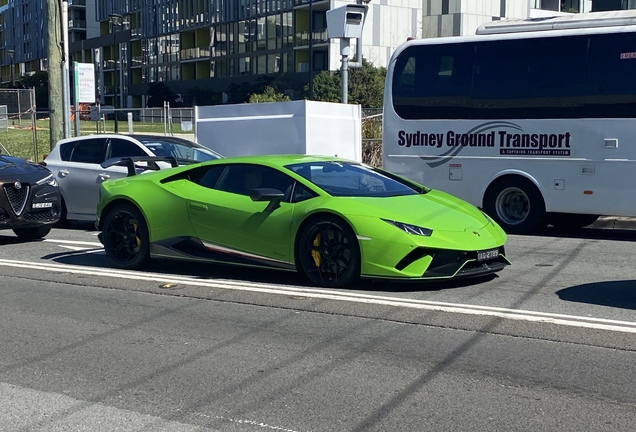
[{"x1": 46, "y1": 0, "x2": 64, "y2": 150}]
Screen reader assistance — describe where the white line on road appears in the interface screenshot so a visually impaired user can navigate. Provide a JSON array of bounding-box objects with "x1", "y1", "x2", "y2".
[{"x1": 2, "y1": 257, "x2": 636, "y2": 334}]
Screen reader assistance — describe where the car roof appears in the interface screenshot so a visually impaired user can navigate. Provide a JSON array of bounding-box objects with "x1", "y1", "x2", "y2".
[
  {"x1": 209, "y1": 154, "x2": 357, "y2": 168},
  {"x1": 54, "y1": 134, "x2": 199, "y2": 145}
]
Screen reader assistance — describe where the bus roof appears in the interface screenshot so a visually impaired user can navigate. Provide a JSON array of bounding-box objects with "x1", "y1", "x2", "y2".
[{"x1": 476, "y1": 10, "x2": 636, "y2": 35}]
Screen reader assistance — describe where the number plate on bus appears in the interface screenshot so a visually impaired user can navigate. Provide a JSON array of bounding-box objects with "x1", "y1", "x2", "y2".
[{"x1": 477, "y1": 249, "x2": 499, "y2": 262}]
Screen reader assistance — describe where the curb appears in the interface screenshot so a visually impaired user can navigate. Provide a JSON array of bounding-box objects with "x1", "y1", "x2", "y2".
[{"x1": 590, "y1": 216, "x2": 636, "y2": 229}]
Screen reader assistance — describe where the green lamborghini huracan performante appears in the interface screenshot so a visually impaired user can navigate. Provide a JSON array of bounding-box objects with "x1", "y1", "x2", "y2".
[{"x1": 96, "y1": 155, "x2": 509, "y2": 287}]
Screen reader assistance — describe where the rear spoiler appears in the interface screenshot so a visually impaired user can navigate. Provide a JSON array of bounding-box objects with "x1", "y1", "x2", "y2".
[{"x1": 100, "y1": 156, "x2": 179, "y2": 177}]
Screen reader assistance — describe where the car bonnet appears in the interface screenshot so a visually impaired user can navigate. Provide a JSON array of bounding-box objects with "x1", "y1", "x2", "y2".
[{"x1": 336, "y1": 191, "x2": 490, "y2": 232}]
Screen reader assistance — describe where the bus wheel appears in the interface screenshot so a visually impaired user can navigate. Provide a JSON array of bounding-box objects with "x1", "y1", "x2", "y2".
[
  {"x1": 550, "y1": 213, "x2": 599, "y2": 230},
  {"x1": 484, "y1": 178, "x2": 546, "y2": 234}
]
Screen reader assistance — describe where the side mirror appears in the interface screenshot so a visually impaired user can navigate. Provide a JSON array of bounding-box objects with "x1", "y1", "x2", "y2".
[
  {"x1": 250, "y1": 188, "x2": 284, "y2": 202},
  {"x1": 250, "y1": 187, "x2": 285, "y2": 212}
]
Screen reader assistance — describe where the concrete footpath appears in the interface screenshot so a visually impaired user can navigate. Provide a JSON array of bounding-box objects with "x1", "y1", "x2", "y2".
[{"x1": 591, "y1": 216, "x2": 636, "y2": 229}]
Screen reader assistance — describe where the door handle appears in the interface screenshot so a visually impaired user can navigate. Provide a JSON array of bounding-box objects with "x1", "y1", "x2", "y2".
[
  {"x1": 98, "y1": 173, "x2": 110, "y2": 181},
  {"x1": 189, "y1": 202, "x2": 208, "y2": 211},
  {"x1": 59, "y1": 170, "x2": 70, "y2": 177}
]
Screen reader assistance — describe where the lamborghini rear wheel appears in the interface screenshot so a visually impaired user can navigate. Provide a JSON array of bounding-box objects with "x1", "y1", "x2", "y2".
[
  {"x1": 101, "y1": 204, "x2": 150, "y2": 269},
  {"x1": 297, "y1": 215, "x2": 360, "y2": 287}
]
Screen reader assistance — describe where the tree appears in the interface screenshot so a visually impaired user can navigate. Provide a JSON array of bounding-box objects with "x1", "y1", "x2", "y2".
[
  {"x1": 146, "y1": 81, "x2": 180, "y2": 107},
  {"x1": 310, "y1": 71, "x2": 341, "y2": 103},
  {"x1": 309, "y1": 58, "x2": 386, "y2": 108},
  {"x1": 22, "y1": 71, "x2": 49, "y2": 109},
  {"x1": 183, "y1": 86, "x2": 222, "y2": 106},
  {"x1": 249, "y1": 86, "x2": 291, "y2": 103},
  {"x1": 348, "y1": 58, "x2": 386, "y2": 108}
]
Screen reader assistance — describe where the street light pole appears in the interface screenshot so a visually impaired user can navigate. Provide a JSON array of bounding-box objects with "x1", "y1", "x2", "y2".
[
  {"x1": 7, "y1": 49, "x2": 15, "y2": 88},
  {"x1": 108, "y1": 13, "x2": 122, "y2": 134}
]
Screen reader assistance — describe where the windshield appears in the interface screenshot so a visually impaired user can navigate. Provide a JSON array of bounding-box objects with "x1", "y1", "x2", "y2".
[
  {"x1": 285, "y1": 161, "x2": 424, "y2": 197},
  {"x1": 137, "y1": 137, "x2": 223, "y2": 164}
]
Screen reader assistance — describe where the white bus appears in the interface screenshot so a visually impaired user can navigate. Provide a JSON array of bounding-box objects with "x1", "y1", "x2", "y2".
[{"x1": 382, "y1": 10, "x2": 636, "y2": 233}]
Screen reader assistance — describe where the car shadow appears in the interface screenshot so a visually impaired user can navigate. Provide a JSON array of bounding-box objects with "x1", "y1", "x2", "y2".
[
  {"x1": 526, "y1": 226, "x2": 636, "y2": 242},
  {"x1": 556, "y1": 280, "x2": 636, "y2": 310},
  {"x1": 53, "y1": 221, "x2": 99, "y2": 232},
  {"x1": 0, "y1": 234, "x2": 33, "y2": 245},
  {"x1": 44, "y1": 247, "x2": 500, "y2": 293}
]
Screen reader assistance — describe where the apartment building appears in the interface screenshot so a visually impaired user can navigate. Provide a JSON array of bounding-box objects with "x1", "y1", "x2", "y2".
[{"x1": 0, "y1": 0, "x2": 634, "y2": 107}]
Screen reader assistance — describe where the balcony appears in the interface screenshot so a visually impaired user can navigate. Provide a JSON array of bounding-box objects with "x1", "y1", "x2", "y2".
[
  {"x1": 180, "y1": 47, "x2": 211, "y2": 60},
  {"x1": 131, "y1": 55, "x2": 143, "y2": 68},
  {"x1": 294, "y1": 28, "x2": 328, "y2": 47},
  {"x1": 103, "y1": 59, "x2": 118, "y2": 70},
  {"x1": 68, "y1": 19, "x2": 87, "y2": 30}
]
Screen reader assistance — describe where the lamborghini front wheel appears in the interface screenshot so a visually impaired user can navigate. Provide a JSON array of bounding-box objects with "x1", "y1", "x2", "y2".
[{"x1": 297, "y1": 215, "x2": 360, "y2": 288}]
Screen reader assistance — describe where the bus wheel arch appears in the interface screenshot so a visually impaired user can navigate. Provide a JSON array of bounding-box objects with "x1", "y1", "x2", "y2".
[{"x1": 483, "y1": 175, "x2": 547, "y2": 234}]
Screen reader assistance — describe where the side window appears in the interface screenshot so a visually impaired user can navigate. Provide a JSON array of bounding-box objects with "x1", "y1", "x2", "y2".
[
  {"x1": 68, "y1": 138, "x2": 107, "y2": 164},
  {"x1": 107, "y1": 138, "x2": 148, "y2": 159},
  {"x1": 59, "y1": 142, "x2": 74, "y2": 161},
  {"x1": 290, "y1": 182, "x2": 318, "y2": 203},
  {"x1": 392, "y1": 43, "x2": 473, "y2": 120},
  {"x1": 472, "y1": 35, "x2": 588, "y2": 119},
  {"x1": 587, "y1": 32, "x2": 636, "y2": 118},
  {"x1": 216, "y1": 164, "x2": 294, "y2": 197},
  {"x1": 188, "y1": 165, "x2": 226, "y2": 189}
]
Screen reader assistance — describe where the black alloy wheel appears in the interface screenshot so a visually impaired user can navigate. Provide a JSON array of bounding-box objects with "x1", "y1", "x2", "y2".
[
  {"x1": 297, "y1": 215, "x2": 360, "y2": 287},
  {"x1": 101, "y1": 204, "x2": 150, "y2": 269}
]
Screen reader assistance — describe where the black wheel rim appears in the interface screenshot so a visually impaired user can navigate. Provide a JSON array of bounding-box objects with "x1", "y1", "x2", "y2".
[
  {"x1": 300, "y1": 221, "x2": 353, "y2": 285},
  {"x1": 103, "y1": 210, "x2": 143, "y2": 265}
]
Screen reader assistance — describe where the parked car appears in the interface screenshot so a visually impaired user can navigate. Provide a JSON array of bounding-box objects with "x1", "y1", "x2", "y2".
[
  {"x1": 96, "y1": 155, "x2": 509, "y2": 287},
  {"x1": 42, "y1": 134, "x2": 223, "y2": 223},
  {"x1": 0, "y1": 152, "x2": 61, "y2": 239}
]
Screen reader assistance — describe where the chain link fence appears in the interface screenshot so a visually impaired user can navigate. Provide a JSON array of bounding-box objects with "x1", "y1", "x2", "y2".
[
  {"x1": 362, "y1": 108, "x2": 383, "y2": 167},
  {"x1": 76, "y1": 104, "x2": 194, "y2": 138},
  {"x1": 11, "y1": 101, "x2": 381, "y2": 165},
  {"x1": 0, "y1": 88, "x2": 41, "y2": 161}
]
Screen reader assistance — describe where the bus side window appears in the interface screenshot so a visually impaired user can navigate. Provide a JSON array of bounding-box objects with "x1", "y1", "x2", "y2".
[
  {"x1": 394, "y1": 56, "x2": 416, "y2": 95},
  {"x1": 588, "y1": 32, "x2": 636, "y2": 118}
]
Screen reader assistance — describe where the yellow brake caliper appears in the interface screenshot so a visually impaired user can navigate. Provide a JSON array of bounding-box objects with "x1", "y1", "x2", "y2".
[
  {"x1": 131, "y1": 220, "x2": 141, "y2": 247},
  {"x1": 311, "y1": 233, "x2": 321, "y2": 268}
]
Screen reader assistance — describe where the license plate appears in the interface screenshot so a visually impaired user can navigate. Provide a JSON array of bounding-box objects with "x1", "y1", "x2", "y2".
[
  {"x1": 32, "y1": 202, "x2": 53, "y2": 209},
  {"x1": 477, "y1": 248, "x2": 499, "y2": 262}
]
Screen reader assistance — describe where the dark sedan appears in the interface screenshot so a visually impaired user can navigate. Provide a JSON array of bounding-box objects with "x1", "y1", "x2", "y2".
[{"x1": 0, "y1": 153, "x2": 61, "y2": 239}]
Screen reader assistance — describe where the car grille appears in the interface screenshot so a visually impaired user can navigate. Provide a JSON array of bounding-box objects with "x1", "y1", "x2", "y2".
[
  {"x1": 23, "y1": 208, "x2": 57, "y2": 221},
  {"x1": 3, "y1": 184, "x2": 29, "y2": 216}
]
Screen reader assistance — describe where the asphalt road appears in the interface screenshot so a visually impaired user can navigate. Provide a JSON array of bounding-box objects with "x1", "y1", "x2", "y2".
[{"x1": 0, "y1": 223, "x2": 635, "y2": 431}]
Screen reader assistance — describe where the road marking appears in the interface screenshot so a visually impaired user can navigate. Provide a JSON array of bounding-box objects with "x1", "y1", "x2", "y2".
[
  {"x1": 1, "y1": 258, "x2": 636, "y2": 334},
  {"x1": 45, "y1": 239, "x2": 103, "y2": 247},
  {"x1": 0, "y1": 382, "x2": 302, "y2": 432}
]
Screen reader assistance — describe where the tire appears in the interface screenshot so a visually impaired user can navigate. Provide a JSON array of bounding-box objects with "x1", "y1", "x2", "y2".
[
  {"x1": 484, "y1": 177, "x2": 546, "y2": 234},
  {"x1": 550, "y1": 213, "x2": 599, "y2": 230},
  {"x1": 13, "y1": 226, "x2": 52, "y2": 240},
  {"x1": 54, "y1": 197, "x2": 71, "y2": 228},
  {"x1": 296, "y1": 215, "x2": 360, "y2": 287},
  {"x1": 101, "y1": 204, "x2": 150, "y2": 269}
]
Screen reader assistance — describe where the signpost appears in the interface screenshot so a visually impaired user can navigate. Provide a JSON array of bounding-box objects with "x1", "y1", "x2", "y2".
[{"x1": 73, "y1": 62, "x2": 96, "y2": 137}]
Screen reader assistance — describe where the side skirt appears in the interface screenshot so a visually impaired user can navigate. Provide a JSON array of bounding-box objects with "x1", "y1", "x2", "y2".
[{"x1": 149, "y1": 236, "x2": 296, "y2": 271}]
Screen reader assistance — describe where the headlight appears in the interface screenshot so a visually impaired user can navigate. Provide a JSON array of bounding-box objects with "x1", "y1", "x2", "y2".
[
  {"x1": 382, "y1": 219, "x2": 433, "y2": 236},
  {"x1": 36, "y1": 174, "x2": 58, "y2": 187}
]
